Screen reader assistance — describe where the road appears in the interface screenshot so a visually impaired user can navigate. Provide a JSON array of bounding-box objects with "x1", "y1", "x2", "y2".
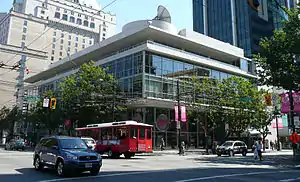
[{"x1": 0, "y1": 148, "x2": 300, "y2": 182}]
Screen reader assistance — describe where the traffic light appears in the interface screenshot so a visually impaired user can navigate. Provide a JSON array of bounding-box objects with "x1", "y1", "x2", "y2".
[
  {"x1": 264, "y1": 94, "x2": 272, "y2": 106},
  {"x1": 49, "y1": 98, "x2": 57, "y2": 110},
  {"x1": 249, "y1": 0, "x2": 260, "y2": 10}
]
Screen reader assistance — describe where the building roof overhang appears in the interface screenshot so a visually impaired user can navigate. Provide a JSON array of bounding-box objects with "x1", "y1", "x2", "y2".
[{"x1": 24, "y1": 22, "x2": 250, "y2": 83}]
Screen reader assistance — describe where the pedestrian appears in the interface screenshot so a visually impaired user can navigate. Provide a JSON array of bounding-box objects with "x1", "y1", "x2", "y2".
[
  {"x1": 270, "y1": 141, "x2": 274, "y2": 151},
  {"x1": 257, "y1": 140, "x2": 262, "y2": 161},
  {"x1": 160, "y1": 137, "x2": 165, "y2": 151},
  {"x1": 253, "y1": 141, "x2": 258, "y2": 160}
]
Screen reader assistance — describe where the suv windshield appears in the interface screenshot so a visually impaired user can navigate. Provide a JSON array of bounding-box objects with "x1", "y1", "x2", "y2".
[
  {"x1": 222, "y1": 142, "x2": 233, "y2": 147},
  {"x1": 60, "y1": 138, "x2": 87, "y2": 149}
]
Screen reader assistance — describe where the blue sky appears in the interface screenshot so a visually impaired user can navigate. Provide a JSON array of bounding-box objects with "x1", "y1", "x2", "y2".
[{"x1": 0, "y1": 0, "x2": 193, "y2": 33}]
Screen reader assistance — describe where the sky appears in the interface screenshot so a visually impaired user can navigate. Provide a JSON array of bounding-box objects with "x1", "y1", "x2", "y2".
[{"x1": 0, "y1": 0, "x2": 193, "y2": 33}]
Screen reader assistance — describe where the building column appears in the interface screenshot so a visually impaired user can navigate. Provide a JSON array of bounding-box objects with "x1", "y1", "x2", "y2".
[
  {"x1": 230, "y1": 0, "x2": 237, "y2": 46},
  {"x1": 203, "y1": 0, "x2": 208, "y2": 35},
  {"x1": 142, "y1": 51, "x2": 146, "y2": 98}
]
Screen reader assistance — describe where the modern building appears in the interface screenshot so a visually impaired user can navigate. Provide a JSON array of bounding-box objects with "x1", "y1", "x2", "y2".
[
  {"x1": 24, "y1": 7, "x2": 256, "y2": 148},
  {"x1": 192, "y1": 0, "x2": 296, "y2": 58},
  {"x1": 0, "y1": 0, "x2": 116, "y2": 108}
]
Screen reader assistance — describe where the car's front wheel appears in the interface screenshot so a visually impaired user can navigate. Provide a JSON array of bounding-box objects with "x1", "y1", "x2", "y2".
[
  {"x1": 242, "y1": 150, "x2": 247, "y2": 156},
  {"x1": 229, "y1": 150, "x2": 234, "y2": 157},
  {"x1": 56, "y1": 160, "x2": 66, "y2": 177},
  {"x1": 90, "y1": 167, "x2": 100, "y2": 176},
  {"x1": 34, "y1": 157, "x2": 44, "y2": 171}
]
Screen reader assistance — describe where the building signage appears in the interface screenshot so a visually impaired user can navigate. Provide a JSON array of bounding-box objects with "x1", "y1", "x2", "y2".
[
  {"x1": 293, "y1": 93, "x2": 300, "y2": 113},
  {"x1": 280, "y1": 93, "x2": 300, "y2": 114},
  {"x1": 155, "y1": 114, "x2": 169, "y2": 131},
  {"x1": 174, "y1": 105, "x2": 187, "y2": 122}
]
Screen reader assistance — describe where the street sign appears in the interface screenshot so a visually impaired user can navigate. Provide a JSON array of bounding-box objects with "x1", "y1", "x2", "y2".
[
  {"x1": 239, "y1": 97, "x2": 253, "y2": 102},
  {"x1": 43, "y1": 98, "x2": 49, "y2": 108},
  {"x1": 24, "y1": 96, "x2": 40, "y2": 101}
]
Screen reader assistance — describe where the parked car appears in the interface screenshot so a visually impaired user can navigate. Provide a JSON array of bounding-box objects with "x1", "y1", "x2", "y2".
[
  {"x1": 81, "y1": 137, "x2": 96, "y2": 150},
  {"x1": 33, "y1": 136, "x2": 102, "y2": 177},
  {"x1": 5, "y1": 139, "x2": 25, "y2": 151},
  {"x1": 216, "y1": 140, "x2": 247, "y2": 157}
]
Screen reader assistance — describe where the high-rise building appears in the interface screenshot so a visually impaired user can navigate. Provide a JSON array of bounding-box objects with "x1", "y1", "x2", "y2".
[
  {"x1": 0, "y1": 0, "x2": 116, "y2": 108},
  {"x1": 192, "y1": 0, "x2": 295, "y2": 58}
]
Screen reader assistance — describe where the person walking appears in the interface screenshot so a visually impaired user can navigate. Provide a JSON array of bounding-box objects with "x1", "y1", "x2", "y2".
[
  {"x1": 257, "y1": 140, "x2": 262, "y2": 161},
  {"x1": 160, "y1": 137, "x2": 165, "y2": 151},
  {"x1": 253, "y1": 141, "x2": 258, "y2": 160}
]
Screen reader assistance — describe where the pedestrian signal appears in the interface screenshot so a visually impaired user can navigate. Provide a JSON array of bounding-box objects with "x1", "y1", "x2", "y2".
[
  {"x1": 49, "y1": 98, "x2": 57, "y2": 110},
  {"x1": 264, "y1": 94, "x2": 272, "y2": 106}
]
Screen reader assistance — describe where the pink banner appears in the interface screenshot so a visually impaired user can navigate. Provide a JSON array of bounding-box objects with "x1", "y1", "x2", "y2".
[
  {"x1": 280, "y1": 93, "x2": 290, "y2": 113},
  {"x1": 272, "y1": 118, "x2": 283, "y2": 129},
  {"x1": 174, "y1": 105, "x2": 187, "y2": 122},
  {"x1": 174, "y1": 105, "x2": 179, "y2": 122},
  {"x1": 293, "y1": 93, "x2": 300, "y2": 113},
  {"x1": 181, "y1": 105, "x2": 187, "y2": 122}
]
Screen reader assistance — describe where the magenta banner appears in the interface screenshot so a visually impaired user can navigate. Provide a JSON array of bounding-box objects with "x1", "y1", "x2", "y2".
[
  {"x1": 174, "y1": 105, "x2": 178, "y2": 122},
  {"x1": 174, "y1": 105, "x2": 187, "y2": 122},
  {"x1": 280, "y1": 93, "x2": 290, "y2": 113},
  {"x1": 181, "y1": 105, "x2": 187, "y2": 122},
  {"x1": 293, "y1": 93, "x2": 300, "y2": 113}
]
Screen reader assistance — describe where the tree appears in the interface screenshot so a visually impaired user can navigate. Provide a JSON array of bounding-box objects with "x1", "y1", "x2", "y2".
[
  {"x1": 27, "y1": 90, "x2": 62, "y2": 135},
  {"x1": 253, "y1": 6, "x2": 300, "y2": 91},
  {"x1": 59, "y1": 61, "x2": 125, "y2": 128},
  {"x1": 0, "y1": 106, "x2": 22, "y2": 138}
]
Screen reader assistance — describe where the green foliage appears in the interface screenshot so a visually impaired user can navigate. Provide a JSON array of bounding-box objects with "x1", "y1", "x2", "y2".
[
  {"x1": 59, "y1": 61, "x2": 125, "y2": 127},
  {"x1": 253, "y1": 6, "x2": 300, "y2": 90},
  {"x1": 191, "y1": 76, "x2": 268, "y2": 137},
  {"x1": 0, "y1": 106, "x2": 22, "y2": 135}
]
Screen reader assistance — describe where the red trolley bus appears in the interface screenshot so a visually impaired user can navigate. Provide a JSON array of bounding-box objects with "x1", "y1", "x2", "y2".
[{"x1": 75, "y1": 120, "x2": 153, "y2": 159}]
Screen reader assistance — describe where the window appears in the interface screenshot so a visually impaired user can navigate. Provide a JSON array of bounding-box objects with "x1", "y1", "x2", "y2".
[
  {"x1": 103, "y1": 27, "x2": 106, "y2": 31},
  {"x1": 41, "y1": 10, "x2": 45, "y2": 14},
  {"x1": 54, "y1": 12, "x2": 60, "y2": 18},
  {"x1": 68, "y1": 41, "x2": 71, "y2": 46},
  {"x1": 111, "y1": 18, "x2": 113, "y2": 21},
  {"x1": 22, "y1": 35, "x2": 26, "y2": 40},
  {"x1": 56, "y1": 7, "x2": 60, "y2": 11},
  {"x1": 52, "y1": 50, "x2": 55, "y2": 54},
  {"x1": 51, "y1": 56, "x2": 54, "y2": 61},
  {"x1": 85, "y1": 15, "x2": 88, "y2": 20},
  {"x1": 83, "y1": 20, "x2": 88, "y2": 27},
  {"x1": 59, "y1": 52, "x2": 62, "y2": 56},
  {"x1": 60, "y1": 39, "x2": 63, "y2": 44},
  {"x1": 90, "y1": 22, "x2": 95, "y2": 28},
  {"x1": 103, "y1": 33, "x2": 106, "y2": 37},
  {"x1": 60, "y1": 45, "x2": 63, "y2": 50},
  {"x1": 21, "y1": 42, "x2": 25, "y2": 47},
  {"x1": 146, "y1": 128, "x2": 151, "y2": 139},
  {"x1": 23, "y1": 20, "x2": 27, "y2": 26},
  {"x1": 68, "y1": 35, "x2": 71, "y2": 40},
  {"x1": 61, "y1": 33, "x2": 64, "y2": 38},
  {"x1": 89, "y1": 40, "x2": 92, "y2": 45},
  {"x1": 91, "y1": 18, "x2": 94, "y2": 21},
  {"x1": 130, "y1": 127, "x2": 137, "y2": 138},
  {"x1": 62, "y1": 14, "x2": 68, "y2": 21},
  {"x1": 82, "y1": 44, "x2": 85, "y2": 49},
  {"x1": 71, "y1": 11, "x2": 74, "y2": 15},
  {"x1": 64, "y1": 10, "x2": 67, "y2": 13},
  {"x1": 75, "y1": 43, "x2": 78, "y2": 47},
  {"x1": 75, "y1": 48, "x2": 78, "y2": 52},
  {"x1": 102, "y1": 37, "x2": 105, "y2": 40},
  {"x1": 82, "y1": 39, "x2": 85, "y2": 43},
  {"x1": 52, "y1": 44, "x2": 55, "y2": 48},
  {"x1": 70, "y1": 16, "x2": 75, "y2": 23},
  {"x1": 139, "y1": 128, "x2": 145, "y2": 139},
  {"x1": 67, "y1": 47, "x2": 70, "y2": 51},
  {"x1": 53, "y1": 32, "x2": 56, "y2": 36},
  {"x1": 77, "y1": 18, "x2": 82, "y2": 25},
  {"x1": 53, "y1": 38, "x2": 56, "y2": 42},
  {"x1": 41, "y1": 16, "x2": 44, "y2": 19},
  {"x1": 23, "y1": 27, "x2": 27, "y2": 33},
  {"x1": 78, "y1": 13, "x2": 81, "y2": 17},
  {"x1": 59, "y1": 58, "x2": 62, "y2": 60},
  {"x1": 75, "y1": 37, "x2": 78, "y2": 41}
]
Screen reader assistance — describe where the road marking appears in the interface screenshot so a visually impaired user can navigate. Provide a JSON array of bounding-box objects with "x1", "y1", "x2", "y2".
[
  {"x1": 173, "y1": 170, "x2": 299, "y2": 182},
  {"x1": 38, "y1": 171, "x2": 156, "y2": 182},
  {"x1": 280, "y1": 177, "x2": 300, "y2": 182}
]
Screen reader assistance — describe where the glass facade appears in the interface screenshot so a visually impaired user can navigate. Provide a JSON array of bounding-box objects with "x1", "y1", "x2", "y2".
[{"x1": 193, "y1": 0, "x2": 292, "y2": 58}]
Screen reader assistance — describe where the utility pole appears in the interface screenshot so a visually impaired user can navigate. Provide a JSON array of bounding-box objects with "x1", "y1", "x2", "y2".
[
  {"x1": 177, "y1": 80, "x2": 181, "y2": 153},
  {"x1": 112, "y1": 82, "x2": 116, "y2": 122}
]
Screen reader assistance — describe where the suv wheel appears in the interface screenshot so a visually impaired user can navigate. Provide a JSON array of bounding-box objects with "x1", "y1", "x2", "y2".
[
  {"x1": 242, "y1": 150, "x2": 247, "y2": 156},
  {"x1": 108, "y1": 149, "x2": 113, "y2": 158},
  {"x1": 34, "y1": 157, "x2": 44, "y2": 171},
  {"x1": 56, "y1": 161, "x2": 65, "y2": 177},
  {"x1": 90, "y1": 167, "x2": 100, "y2": 176}
]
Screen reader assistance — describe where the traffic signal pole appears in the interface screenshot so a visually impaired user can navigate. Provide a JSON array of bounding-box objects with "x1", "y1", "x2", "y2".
[{"x1": 177, "y1": 80, "x2": 181, "y2": 154}]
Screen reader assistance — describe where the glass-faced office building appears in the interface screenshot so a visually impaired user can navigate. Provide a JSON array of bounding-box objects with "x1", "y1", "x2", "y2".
[
  {"x1": 193, "y1": 0, "x2": 295, "y2": 58},
  {"x1": 25, "y1": 18, "x2": 256, "y2": 148}
]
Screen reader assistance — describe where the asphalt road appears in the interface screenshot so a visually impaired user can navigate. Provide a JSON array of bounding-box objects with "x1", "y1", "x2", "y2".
[{"x1": 0, "y1": 148, "x2": 300, "y2": 182}]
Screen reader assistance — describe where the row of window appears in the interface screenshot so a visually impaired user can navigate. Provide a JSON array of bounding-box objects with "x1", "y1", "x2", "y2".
[{"x1": 54, "y1": 12, "x2": 95, "y2": 28}]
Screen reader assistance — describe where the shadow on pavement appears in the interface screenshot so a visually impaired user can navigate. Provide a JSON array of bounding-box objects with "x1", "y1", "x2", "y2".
[
  {"x1": 193, "y1": 154, "x2": 298, "y2": 168},
  {"x1": 0, "y1": 167, "x2": 299, "y2": 182}
]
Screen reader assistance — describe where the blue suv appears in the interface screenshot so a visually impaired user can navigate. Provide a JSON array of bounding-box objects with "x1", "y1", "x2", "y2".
[{"x1": 33, "y1": 136, "x2": 102, "y2": 176}]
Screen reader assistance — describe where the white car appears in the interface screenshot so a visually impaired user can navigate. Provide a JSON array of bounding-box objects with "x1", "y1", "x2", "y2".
[{"x1": 81, "y1": 137, "x2": 96, "y2": 150}]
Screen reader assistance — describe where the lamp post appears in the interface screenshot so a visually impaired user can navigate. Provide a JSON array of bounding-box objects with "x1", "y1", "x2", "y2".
[{"x1": 176, "y1": 79, "x2": 181, "y2": 153}]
